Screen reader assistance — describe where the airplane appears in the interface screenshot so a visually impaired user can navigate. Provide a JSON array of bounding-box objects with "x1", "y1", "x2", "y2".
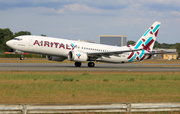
[{"x1": 6, "y1": 21, "x2": 165, "y2": 67}]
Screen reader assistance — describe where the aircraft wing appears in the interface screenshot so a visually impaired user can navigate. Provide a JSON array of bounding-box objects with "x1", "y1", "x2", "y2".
[
  {"x1": 87, "y1": 49, "x2": 142, "y2": 57},
  {"x1": 145, "y1": 52, "x2": 176, "y2": 55}
]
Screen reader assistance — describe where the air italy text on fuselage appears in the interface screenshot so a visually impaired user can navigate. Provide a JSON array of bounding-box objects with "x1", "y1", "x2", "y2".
[{"x1": 33, "y1": 40, "x2": 77, "y2": 50}]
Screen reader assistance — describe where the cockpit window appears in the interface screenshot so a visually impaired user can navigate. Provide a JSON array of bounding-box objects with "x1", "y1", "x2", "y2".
[{"x1": 13, "y1": 38, "x2": 23, "y2": 41}]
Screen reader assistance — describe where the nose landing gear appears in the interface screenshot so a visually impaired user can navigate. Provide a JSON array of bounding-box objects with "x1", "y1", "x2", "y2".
[{"x1": 20, "y1": 54, "x2": 24, "y2": 60}]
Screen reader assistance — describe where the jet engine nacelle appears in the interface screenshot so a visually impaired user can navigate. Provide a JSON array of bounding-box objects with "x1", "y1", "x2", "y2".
[
  {"x1": 68, "y1": 51, "x2": 88, "y2": 62},
  {"x1": 46, "y1": 55, "x2": 66, "y2": 62}
]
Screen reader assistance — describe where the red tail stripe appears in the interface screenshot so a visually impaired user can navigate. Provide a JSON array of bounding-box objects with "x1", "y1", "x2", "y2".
[
  {"x1": 155, "y1": 29, "x2": 159, "y2": 37},
  {"x1": 127, "y1": 52, "x2": 134, "y2": 59},
  {"x1": 143, "y1": 39, "x2": 154, "y2": 50},
  {"x1": 140, "y1": 55, "x2": 146, "y2": 61}
]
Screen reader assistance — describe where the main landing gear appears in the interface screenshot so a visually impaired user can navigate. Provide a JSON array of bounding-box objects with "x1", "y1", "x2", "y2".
[
  {"x1": 74, "y1": 62, "x2": 82, "y2": 67},
  {"x1": 88, "y1": 62, "x2": 95, "y2": 67},
  {"x1": 74, "y1": 62, "x2": 95, "y2": 67}
]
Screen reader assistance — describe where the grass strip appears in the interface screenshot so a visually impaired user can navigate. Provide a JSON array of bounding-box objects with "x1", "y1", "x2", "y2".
[{"x1": 0, "y1": 71, "x2": 180, "y2": 104}]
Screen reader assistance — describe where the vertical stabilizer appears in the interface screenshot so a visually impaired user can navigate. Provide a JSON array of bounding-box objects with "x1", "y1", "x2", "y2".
[{"x1": 133, "y1": 21, "x2": 161, "y2": 51}]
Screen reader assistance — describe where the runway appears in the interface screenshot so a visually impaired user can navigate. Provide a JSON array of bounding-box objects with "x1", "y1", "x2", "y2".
[{"x1": 0, "y1": 63, "x2": 180, "y2": 72}]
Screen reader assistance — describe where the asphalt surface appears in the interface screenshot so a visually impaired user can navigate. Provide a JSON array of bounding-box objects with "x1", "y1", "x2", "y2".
[{"x1": 0, "y1": 63, "x2": 180, "y2": 72}]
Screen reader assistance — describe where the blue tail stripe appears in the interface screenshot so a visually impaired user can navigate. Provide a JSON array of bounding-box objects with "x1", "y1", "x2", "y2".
[
  {"x1": 139, "y1": 50, "x2": 145, "y2": 58},
  {"x1": 153, "y1": 24, "x2": 160, "y2": 33},
  {"x1": 143, "y1": 29, "x2": 150, "y2": 36},
  {"x1": 145, "y1": 37, "x2": 152, "y2": 45},
  {"x1": 128, "y1": 53, "x2": 137, "y2": 62},
  {"x1": 135, "y1": 40, "x2": 143, "y2": 49}
]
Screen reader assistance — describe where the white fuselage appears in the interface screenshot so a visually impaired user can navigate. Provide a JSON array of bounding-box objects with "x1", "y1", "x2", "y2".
[{"x1": 6, "y1": 35, "x2": 150, "y2": 63}]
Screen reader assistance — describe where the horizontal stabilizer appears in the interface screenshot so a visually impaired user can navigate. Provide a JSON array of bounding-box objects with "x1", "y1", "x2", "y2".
[{"x1": 145, "y1": 52, "x2": 176, "y2": 55}]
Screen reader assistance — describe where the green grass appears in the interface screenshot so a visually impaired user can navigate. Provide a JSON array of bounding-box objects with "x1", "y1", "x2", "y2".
[
  {"x1": 0, "y1": 72, "x2": 180, "y2": 103},
  {"x1": 1, "y1": 72, "x2": 180, "y2": 81}
]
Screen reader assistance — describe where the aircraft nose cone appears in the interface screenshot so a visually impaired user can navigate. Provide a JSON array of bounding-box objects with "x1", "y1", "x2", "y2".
[
  {"x1": 6, "y1": 41, "x2": 10, "y2": 46},
  {"x1": 6, "y1": 40, "x2": 13, "y2": 48}
]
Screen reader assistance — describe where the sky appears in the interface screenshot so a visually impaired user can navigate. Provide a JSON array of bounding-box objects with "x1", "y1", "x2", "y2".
[{"x1": 0, "y1": 0, "x2": 180, "y2": 44}]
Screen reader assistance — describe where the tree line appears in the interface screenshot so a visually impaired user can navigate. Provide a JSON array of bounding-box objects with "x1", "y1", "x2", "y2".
[{"x1": 0, "y1": 28, "x2": 180, "y2": 56}]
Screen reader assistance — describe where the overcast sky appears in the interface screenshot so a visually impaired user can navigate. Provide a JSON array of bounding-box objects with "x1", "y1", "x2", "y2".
[{"x1": 0, "y1": 0, "x2": 180, "y2": 44}]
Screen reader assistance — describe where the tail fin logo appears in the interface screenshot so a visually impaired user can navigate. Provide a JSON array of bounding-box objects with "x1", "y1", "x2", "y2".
[
  {"x1": 127, "y1": 22, "x2": 161, "y2": 62},
  {"x1": 135, "y1": 23, "x2": 160, "y2": 51}
]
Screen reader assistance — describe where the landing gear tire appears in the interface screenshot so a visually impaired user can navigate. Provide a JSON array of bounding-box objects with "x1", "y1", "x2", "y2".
[
  {"x1": 88, "y1": 62, "x2": 95, "y2": 67},
  {"x1": 75, "y1": 62, "x2": 82, "y2": 67},
  {"x1": 20, "y1": 55, "x2": 24, "y2": 60}
]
